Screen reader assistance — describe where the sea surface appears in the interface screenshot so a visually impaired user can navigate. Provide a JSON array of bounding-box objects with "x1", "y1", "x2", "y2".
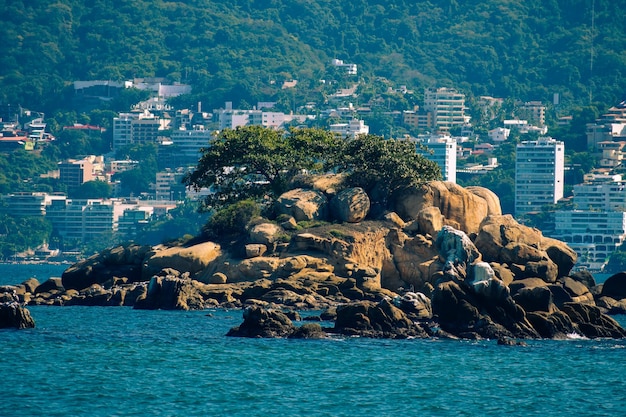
[{"x1": 1, "y1": 264, "x2": 626, "y2": 416}]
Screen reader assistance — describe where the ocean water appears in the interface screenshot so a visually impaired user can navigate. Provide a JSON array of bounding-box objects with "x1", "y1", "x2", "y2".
[{"x1": 2, "y1": 264, "x2": 626, "y2": 416}]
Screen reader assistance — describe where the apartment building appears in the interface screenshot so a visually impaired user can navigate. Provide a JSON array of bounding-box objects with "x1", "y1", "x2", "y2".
[
  {"x1": 329, "y1": 119, "x2": 369, "y2": 139},
  {"x1": 517, "y1": 101, "x2": 546, "y2": 127},
  {"x1": 415, "y1": 134, "x2": 457, "y2": 183},
  {"x1": 0, "y1": 192, "x2": 66, "y2": 217},
  {"x1": 515, "y1": 137, "x2": 565, "y2": 216},
  {"x1": 553, "y1": 174, "x2": 626, "y2": 271},
  {"x1": 421, "y1": 87, "x2": 466, "y2": 133},
  {"x1": 586, "y1": 102, "x2": 626, "y2": 151},
  {"x1": 169, "y1": 126, "x2": 214, "y2": 165},
  {"x1": 47, "y1": 198, "x2": 116, "y2": 243},
  {"x1": 155, "y1": 169, "x2": 187, "y2": 201},
  {"x1": 113, "y1": 110, "x2": 167, "y2": 151},
  {"x1": 58, "y1": 158, "x2": 95, "y2": 193}
]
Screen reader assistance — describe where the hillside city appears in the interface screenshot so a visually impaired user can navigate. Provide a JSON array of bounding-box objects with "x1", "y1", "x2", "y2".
[{"x1": 1, "y1": 59, "x2": 626, "y2": 273}]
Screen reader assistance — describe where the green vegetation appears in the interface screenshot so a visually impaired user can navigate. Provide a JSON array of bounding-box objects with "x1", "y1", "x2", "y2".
[
  {"x1": 184, "y1": 126, "x2": 342, "y2": 209},
  {"x1": 1, "y1": 1, "x2": 625, "y2": 115},
  {"x1": 201, "y1": 199, "x2": 262, "y2": 240},
  {"x1": 0, "y1": 214, "x2": 52, "y2": 260},
  {"x1": 184, "y1": 126, "x2": 441, "y2": 213}
]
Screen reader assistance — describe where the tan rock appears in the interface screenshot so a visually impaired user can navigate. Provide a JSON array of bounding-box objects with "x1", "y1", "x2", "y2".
[
  {"x1": 245, "y1": 244, "x2": 267, "y2": 258},
  {"x1": 330, "y1": 187, "x2": 370, "y2": 223},
  {"x1": 208, "y1": 272, "x2": 228, "y2": 284},
  {"x1": 417, "y1": 206, "x2": 444, "y2": 237},
  {"x1": 276, "y1": 188, "x2": 328, "y2": 221},
  {"x1": 475, "y1": 214, "x2": 576, "y2": 279},
  {"x1": 248, "y1": 222, "x2": 282, "y2": 245},
  {"x1": 383, "y1": 211, "x2": 405, "y2": 228},
  {"x1": 394, "y1": 181, "x2": 501, "y2": 234},
  {"x1": 143, "y1": 241, "x2": 221, "y2": 280}
]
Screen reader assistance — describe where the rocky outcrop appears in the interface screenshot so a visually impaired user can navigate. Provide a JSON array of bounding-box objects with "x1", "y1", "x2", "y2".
[
  {"x1": 226, "y1": 306, "x2": 297, "y2": 338},
  {"x1": 0, "y1": 302, "x2": 35, "y2": 329},
  {"x1": 16, "y1": 179, "x2": 626, "y2": 341},
  {"x1": 332, "y1": 299, "x2": 430, "y2": 338},
  {"x1": 62, "y1": 244, "x2": 150, "y2": 290},
  {"x1": 134, "y1": 269, "x2": 206, "y2": 310}
]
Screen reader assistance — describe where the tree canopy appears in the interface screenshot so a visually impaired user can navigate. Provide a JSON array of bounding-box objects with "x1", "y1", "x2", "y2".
[
  {"x1": 183, "y1": 126, "x2": 441, "y2": 212},
  {"x1": 2, "y1": 0, "x2": 626, "y2": 114}
]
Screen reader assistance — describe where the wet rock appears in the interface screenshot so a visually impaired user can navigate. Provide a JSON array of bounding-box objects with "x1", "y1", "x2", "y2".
[
  {"x1": 134, "y1": 275, "x2": 205, "y2": 310},
  {"x1": 334, "y1": 299, "x2": 429, "y2": 338},
  {"x1": 526, "y1": 310, "x2": 577, "y2": 339},
  {"x1": 289, "y1": 323, "x2": 327, "y2": 339},
  {"x1": 601, "y1": 272, "x2": 626, "y2": 300},
  {"x1": 226, "y1": 306, "x2": 296, "y2": 338},
  {"x1": 0, "y1": 302, "x2": 35, "y2": 329},
  {"x1": 561, "y1": 302, "x2": 626, "y2": 339}
]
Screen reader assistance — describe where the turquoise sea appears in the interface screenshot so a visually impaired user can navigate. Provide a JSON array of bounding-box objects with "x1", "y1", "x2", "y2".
[{"x1": 2, "y1": 264, "x2": 626, "y2": 416}]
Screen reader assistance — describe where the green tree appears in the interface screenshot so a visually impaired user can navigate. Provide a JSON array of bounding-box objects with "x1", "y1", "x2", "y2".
[
  {"x1": 185, "y1": 127, "x2": 441, "y2": 214},
  {"x1": 0, "y1": 214, "x2": 52, "y2": 259},
  {"x1": 337, "y1": 135, "x2": 442, "y2": 210},
  {"x1": 605, "y1": 250, "x2": 626, "y2": 274},
  {"x1": 184, "y1": 126, "x2": 341, "y2": 210},
  {"x1": 71, "y1": 180, "x2": 112, "y2": 199}
]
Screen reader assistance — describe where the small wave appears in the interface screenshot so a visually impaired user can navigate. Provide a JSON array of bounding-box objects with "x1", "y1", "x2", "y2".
[{"x1": 566, "y1": 332, "x2": 589, "y2": 340}]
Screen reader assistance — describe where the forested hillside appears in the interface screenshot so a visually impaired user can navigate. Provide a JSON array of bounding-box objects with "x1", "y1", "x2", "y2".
[{"x1": 1, "y1": 0, "x2": 624, "y2": 113}]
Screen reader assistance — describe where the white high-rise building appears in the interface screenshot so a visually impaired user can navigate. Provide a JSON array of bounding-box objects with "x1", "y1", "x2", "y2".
[
  {"x1": 553, "y1": 174, "x2": 626, "y2": 271},
  {"x1": 415, "y1": 134, "x2": 457, "y2": 183},
  {"x1": 515, "y1": 137, "x2": 565, "y2": 216}
]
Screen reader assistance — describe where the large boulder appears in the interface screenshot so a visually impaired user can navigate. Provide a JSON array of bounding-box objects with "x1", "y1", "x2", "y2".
[
  {"x1": 226, "y1": 306, "x2": 296, "y2": 338},
  {"x1": 561, "y1": 302, "x2": 626, "y2": 339},
  {"x1": 474, "y1": 215, "x2": 576, "y2": 281},
  {"x1": 394, "y1": 181, "x2": 501, "y2": 234},
  {"x1": 62, "y1": 244, "x2": 150, "y2": 290},
  {"x1": 276, "y1": 188, "x2": 328, "y2": 222},
  {"x1": 142, "y1": 241, "x2": 221, "y2": 280},
  {"x1": 0, "y1": 303, "x2": 35, "y2": 329},
  {"x1": 601, "y1": 272, "x2": 626, "y2": 300},
  {"x1": 330, "y1": 187, "x2": 370, "y2": 223},
  {"x1": 248, "y1": 222, "x2": 283, "y2": 246},
  {"x1": 333, "y1": 299, "x2": 429, "y2": 338},
  {"x1": 435, "y1": 226, "x2": 481, "y2": 277},
  {"x1": 134, "y1": 272, "x2": 206, "y2": 310}
]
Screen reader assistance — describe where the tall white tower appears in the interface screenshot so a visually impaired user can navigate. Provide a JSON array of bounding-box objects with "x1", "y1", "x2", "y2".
[{"x1": 515, "y1": 137, "x2": 565, "y2": 216}]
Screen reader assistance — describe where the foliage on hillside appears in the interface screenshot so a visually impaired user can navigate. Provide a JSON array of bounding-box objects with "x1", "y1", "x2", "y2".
[{"x1": 1, "y1": 0, "x2": 625, "y2": 114}]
